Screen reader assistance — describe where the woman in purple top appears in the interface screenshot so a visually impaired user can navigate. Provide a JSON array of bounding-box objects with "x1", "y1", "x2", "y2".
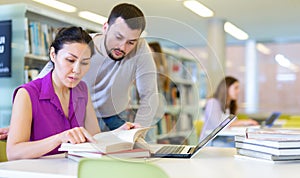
[{"x1": 6, "y1": 27, "x2": 101, "y2": 160}]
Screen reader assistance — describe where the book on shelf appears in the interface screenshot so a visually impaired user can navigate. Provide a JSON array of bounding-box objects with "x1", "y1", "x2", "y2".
[
  {"x1": 245, "y1": 128, "x2": 300, "y2": 141},
  {"x1": 59, "y1": 127, "x2": 151, "y2": 153},
  {"x1": 236, "y1": 148, "x2": 300, "y2": 162},
  {"x1": 28, "y1": 21, "x2": 56, "y2": 57}
]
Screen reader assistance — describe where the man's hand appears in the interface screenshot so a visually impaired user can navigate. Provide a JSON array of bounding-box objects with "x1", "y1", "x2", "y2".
[{"x1": 118, "y1": 122, "x2": 141, "y2": 130}]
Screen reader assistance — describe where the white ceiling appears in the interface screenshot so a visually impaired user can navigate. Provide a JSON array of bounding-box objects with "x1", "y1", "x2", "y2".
[{"x1": 1, "y1": 0, "x2": 300, "y2": 48}]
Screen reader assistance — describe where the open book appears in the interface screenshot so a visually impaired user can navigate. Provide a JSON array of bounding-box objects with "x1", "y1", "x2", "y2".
[{"x1": 59, "y1": 127, "x2": 151, "y2": 153}]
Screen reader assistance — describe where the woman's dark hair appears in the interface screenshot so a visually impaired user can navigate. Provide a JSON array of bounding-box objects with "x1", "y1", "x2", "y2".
[
  {"x1": 213, "y1": 76, "x2": 239, "y2": 114},
  {"x1": 50, "y1": 26, "x2": 94, "y2": 57},
  {"x1": 108, "y1": 3, "x2": 146, "y2": 32}
]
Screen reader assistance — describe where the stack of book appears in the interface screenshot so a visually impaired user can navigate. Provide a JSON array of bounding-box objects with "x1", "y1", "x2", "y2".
[
  {"x1": 234, "y1": 128, "x2": 300, "y2": 163},
  {"x1": 59, "y1": 127, "x2": 151, "y2": 161}
]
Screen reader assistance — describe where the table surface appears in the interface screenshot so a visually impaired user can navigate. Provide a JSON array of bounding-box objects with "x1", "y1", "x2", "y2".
[{"x1": 0, "y1": 147, "x2": 299, "y2": 178}]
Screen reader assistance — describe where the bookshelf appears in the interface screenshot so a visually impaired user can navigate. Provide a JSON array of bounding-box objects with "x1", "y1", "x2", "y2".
[
  {"x1": 158, "y1": 48, "x2": 201, "y2": 145},
  {"x1": 128, "y1": 48, "x2": 202, "y2": 145},
  {"x1": 0, "y1": 3, "x2": 101, "y2": 128}
]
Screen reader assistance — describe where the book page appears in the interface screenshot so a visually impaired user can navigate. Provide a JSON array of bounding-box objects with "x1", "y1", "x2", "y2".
[
  {"x1": 111, "y1": 127, "x2": 150, "y2": 143},
  {"x1": 92, "y1": 131, "x2": 133, "y2": 152},
  {"x1": 59, "y1": 127, "x2": 150, "y2": 153}
]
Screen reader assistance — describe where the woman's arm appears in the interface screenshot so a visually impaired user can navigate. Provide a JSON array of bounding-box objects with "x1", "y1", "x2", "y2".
[
  {"x1": 229, "y1": 118, "x2": 259, "y2": 127},
  {"x1": 7, "y1": 88, "x2": 94, "y2": 160}
]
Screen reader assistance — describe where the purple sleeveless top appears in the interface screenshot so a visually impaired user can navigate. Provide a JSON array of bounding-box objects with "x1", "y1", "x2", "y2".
[{"x1": 13, "y1": 71, "x2": 88, "y2": 155}]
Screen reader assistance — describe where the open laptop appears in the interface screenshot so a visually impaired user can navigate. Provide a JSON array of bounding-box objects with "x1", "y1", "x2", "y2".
[
  {"x1": 151, "y1": 114, "x2": 237, "y2": 158},
  {"x1": 261, "y1": 112, "x2": 281, "y2": 128}
]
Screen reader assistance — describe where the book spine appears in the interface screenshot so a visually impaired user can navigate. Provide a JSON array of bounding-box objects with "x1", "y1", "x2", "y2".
[{"x1": 24, "y1": 18, "x2": 30, "y2": 54}]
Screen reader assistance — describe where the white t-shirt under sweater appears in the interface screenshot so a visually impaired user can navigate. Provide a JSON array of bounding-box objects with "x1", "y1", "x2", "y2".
[{"x1": 39, "y1": 33, "x2": 159, "y2": 127}]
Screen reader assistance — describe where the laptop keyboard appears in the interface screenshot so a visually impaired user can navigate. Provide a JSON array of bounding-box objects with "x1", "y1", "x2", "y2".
[{"x1": 156, "y1": 145, "x2": 185, "y2": 154}]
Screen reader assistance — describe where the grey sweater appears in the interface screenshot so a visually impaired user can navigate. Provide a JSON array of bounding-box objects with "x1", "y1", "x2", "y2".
[{"x1": 39, "y1": 33, "x2": 159, "y2": 127}]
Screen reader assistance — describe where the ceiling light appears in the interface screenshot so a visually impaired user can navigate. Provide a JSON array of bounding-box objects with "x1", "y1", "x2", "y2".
[
  {"x1": 183, "y1": 0, "x2": 214, "y2": 17},
  {"x1": 256, "y1": 43, "x2": 271, "y2": 55},
  {"x1": 224, "y1": 22, "x2": 249, "y2": 40},
  {"x1": 32, "y1": 0, "x2": 76, "y2": 13},
  {"x1": 275, "y1": 54, "x2": 299, "y2": 72},
  {"x1": 275, "y1": 54, "x2": 291, "y2": 68},
  {"x1": 78, "y1": 11, "x2": 107, "y2": 25}
]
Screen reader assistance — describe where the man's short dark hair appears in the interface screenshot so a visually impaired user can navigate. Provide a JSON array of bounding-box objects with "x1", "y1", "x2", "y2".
[{"x1": 108, "y1": 3, "x2": 146, "y2": 32}]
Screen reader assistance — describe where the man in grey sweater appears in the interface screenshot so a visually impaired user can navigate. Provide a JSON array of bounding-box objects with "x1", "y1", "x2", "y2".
[{"x1": 39, "y1": 3, "x2": 159, "y2": 131}]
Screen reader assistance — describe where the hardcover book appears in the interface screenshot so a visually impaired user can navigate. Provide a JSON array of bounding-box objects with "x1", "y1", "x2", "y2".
[
  {"x1": 67, "y1": 148, "x2": 150, "y2": 161},
  {"x1": 245, "y1": 128, "x2": 300, "y2": 141},
  {"x1": 235, "y1": 135, "x2": 300, "y2": 148},
  {"x1": 235, "y1": 141, "x2": 300, "y2": 156},
  {"x1": 59, "y1": 127, "x2": 150, "y2": 153},
  {"x1": 236, "y1": 148, "x2": 300, "y2": 162}
]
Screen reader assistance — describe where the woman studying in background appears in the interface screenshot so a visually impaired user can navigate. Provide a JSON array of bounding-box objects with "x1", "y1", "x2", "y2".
[
  {"x1": 6, "y1": 27, "x2": 134, "y2": 160},
  {"x1": 200, "y1": 76, "x2": 258, "y2": 140}
]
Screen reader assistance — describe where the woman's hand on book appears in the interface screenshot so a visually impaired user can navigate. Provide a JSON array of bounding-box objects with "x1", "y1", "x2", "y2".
[{"x1": 59, "y1": 127, "x2": 96, "y2": 144}]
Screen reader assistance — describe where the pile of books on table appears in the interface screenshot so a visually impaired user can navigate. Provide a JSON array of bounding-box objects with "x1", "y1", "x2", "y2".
[
  {"x1": 59, "y1": 127, "x2": 151, "y2": 161},
  {"x1": 234, "y1": 128, "x2": 300, "y2": 163}
]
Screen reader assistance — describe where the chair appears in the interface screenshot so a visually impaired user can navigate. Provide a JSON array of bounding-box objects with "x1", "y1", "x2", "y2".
[
  {"x1": 0, "y1": 140, "x2": 7, "y2": 162},
  {"x1": 237, "y1": 113, "x2": 249, "y2": 120},
  {"x1": 193, "y1": 119, "x2": 204, "y2": 139},
  {"x1": 78, "y1": 158, "x2": 169, "y2": 178},
  {"x1": 282, "y1": 115, "x2": 300, "y2": 128}
]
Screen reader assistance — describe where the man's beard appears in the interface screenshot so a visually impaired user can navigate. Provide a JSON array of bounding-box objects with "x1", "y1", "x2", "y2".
[
  {"x1": 107, "y1": 48, "x2": 126, "y2": 61},
  {"x1": 104, "y1": 35, "x2": 126, "y2": 61}
]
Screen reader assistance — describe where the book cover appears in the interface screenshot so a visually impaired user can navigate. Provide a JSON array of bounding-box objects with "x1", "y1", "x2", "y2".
[
  {"x1": 235, "y1": 135, "x2": 300, "y2": 148},
  {"x1": 235, "y1": 142, "x2": 300, "y2": 156},
  {"x1": 59, "y1": 127, "x2": 150, "y2": 153},
  {"x1": 68, "y1": 148, "x2": 150, "y2": 160},
  {"x1": 234, "y1": 154, "x2": 300, "y2": 164},
  {"x1": 246, "y1": 128, "x2": 300, "y2": 141},
  {"x1": 236, "y1": 148, "x2": 300, "y2": 161}
]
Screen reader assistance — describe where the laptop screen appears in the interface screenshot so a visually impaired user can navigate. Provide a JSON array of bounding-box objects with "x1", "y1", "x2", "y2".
[
  {"x1": 264, "y1": 112, "x2": 281, "y2": 127},
  {"x1": 191, "y1": 114, "x2": 236, "y2": 156}
]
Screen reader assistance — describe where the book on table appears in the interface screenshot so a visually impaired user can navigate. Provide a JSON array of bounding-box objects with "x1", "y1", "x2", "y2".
[
  {"x1": 235, "y1": 135, "x2": 300, "y2": 148},
  {"x1": 235, "y1": 140, "x2": 300, "y2": 156},
  {"x1": 234, "y1": 154, "x2": 300, "y2": 164},
  {"x1": 236, "y1": 148, "x2": 300, "y2": 162},
  {"x1": 235, "y1": 135, "x2": 300, "y2": 162},
  {"x1": 67, "y1": 148, "x2": 150, "y2": 161},
  {"x1": 59, "y1": 127, "x2": 151, "y2": 155},
  {"x1": 235, "y1": 135, "x2": 300, "y2": 158},
  {"x1": 245, "y1": 128, "x2": 300, "y2": 141},
  {"x1": 235, "y1": 129, "x2": 300, "y2": 162}
]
